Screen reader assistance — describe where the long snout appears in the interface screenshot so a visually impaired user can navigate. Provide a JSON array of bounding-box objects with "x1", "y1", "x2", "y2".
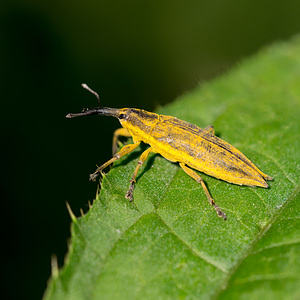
[{"x1": 66, "y1": 107, "x2": 121, "y2": 119}]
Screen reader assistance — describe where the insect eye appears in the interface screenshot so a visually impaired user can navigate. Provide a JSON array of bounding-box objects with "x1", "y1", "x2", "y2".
[{"x1": 119, "y1": 113, "x2": 126, "y2": 120}]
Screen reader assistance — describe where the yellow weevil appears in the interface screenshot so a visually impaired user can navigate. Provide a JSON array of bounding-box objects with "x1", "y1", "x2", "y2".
[{"x1": 66, "y1": 84, "x2": 273, "y2": 220}]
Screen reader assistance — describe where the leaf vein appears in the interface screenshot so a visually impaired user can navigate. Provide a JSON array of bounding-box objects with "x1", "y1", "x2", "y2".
[{"x1": 155, "y1": 213, "x2": 229, "y2": 273}]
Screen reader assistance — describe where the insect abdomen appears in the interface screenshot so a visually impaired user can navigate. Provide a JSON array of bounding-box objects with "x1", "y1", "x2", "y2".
[{"x1": 149, "y1": 115, "x2": 271, "y2": 187}]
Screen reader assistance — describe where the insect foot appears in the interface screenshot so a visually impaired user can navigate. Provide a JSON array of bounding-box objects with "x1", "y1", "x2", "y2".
[
  {"x1": 89, "y1": 172, "x2": 99, "y2": 182},
  {"x1": 125, "y1": 181, "x2": 135, "y2": 202},
  {"x1": 214, "y1": 204, "x2": 227, "y2": 220}
]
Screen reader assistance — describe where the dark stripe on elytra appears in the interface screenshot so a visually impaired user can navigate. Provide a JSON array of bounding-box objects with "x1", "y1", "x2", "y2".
[{"x1": 165, "y1": 118, "x2": 257, "y2": 171}]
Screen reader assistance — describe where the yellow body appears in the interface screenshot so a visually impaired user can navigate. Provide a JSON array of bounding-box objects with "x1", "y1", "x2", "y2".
[
  {"x1": 67, "y1": 98, "x2": 273, "y2": 220},
  {"x1": 119, "y1": 108, "x2": 272, "y2": 187}
]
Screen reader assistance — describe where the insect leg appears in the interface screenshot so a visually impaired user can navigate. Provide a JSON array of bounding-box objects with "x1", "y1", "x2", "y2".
[
  {"x1": 89, "y1": 142, "x2": 141, "y2": 181},
  {"x1": 125, "y1": 147, "x2": 153, "y2": 201},
  {"x1": 179, "y1": 163, "x2": 226, "y2": 220},
  {"x1": 204, "y1": 125, "x2": 215, "y2": 134},
  {"x1": 112, "y1": 128, "x2": 132, "y2": 155}
]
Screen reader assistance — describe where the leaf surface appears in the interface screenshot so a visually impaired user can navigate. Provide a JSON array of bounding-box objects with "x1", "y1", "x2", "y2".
[{"x1": 45, "y1": 36, "x2": 300, "y2": 300}]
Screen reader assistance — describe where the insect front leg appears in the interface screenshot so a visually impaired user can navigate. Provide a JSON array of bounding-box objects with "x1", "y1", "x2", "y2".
[
  {"x1": 179, "y1": 163, "x2": 226, "y2": 220},
  {"x1": 112, "y1": 128, "x2": 132, "y2": 155},
  {"x1": 89, "y1": 142, "x2": 141, "y2": 181},
  {"x1": 125, "y1": 147, "x2": 153, "y2": 201}
]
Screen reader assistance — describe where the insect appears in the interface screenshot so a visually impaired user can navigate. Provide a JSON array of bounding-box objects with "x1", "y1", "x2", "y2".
[{"x1": 66, "y1": 84, "x2": 273, "y2": 220}]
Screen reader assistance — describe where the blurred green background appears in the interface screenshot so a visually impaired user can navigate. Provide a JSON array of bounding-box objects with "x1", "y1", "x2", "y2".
[{"x1": 1, "y1": 0, "x2": 300, "y2": 299}]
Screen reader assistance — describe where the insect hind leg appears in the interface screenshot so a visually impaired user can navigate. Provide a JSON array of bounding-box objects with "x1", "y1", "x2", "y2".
[
  {"x1": 179, "y1": 163, "x2": 226, "y2": 220},
  {"x1": 204, "y1": 125, "x2": 215, "y2": 134}
]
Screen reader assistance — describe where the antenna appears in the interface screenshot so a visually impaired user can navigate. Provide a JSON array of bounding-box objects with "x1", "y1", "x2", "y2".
[{"x1": 81, "y1": 83, "x2": 100, "y2": 107}]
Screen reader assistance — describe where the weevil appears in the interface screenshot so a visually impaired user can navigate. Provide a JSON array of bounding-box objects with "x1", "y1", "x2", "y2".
[{"x1": 66, "y1": 84, "x2": 273, "y2": 220}]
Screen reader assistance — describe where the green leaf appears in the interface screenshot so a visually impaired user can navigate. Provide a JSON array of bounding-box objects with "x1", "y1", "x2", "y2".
[{"x1": 44, "y1": 36, "x2": 300, "y2": 300}]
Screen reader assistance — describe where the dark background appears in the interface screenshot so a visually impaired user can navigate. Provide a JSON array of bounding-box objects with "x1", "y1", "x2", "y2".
[{"x1": 1, "y1": 1, "x2": 300, "y2": 299}]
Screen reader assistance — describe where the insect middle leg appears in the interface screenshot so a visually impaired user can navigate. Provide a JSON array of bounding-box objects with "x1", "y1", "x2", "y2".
[
  {"x1": 89, "y1": 142, "x2": 141, "y2": 181},
  {"x1": 179, "y1": 163, "x2": 226, "y2": 220},
  {"x1": 125, "y1": 147, "x2": 153, "y2": 201}
]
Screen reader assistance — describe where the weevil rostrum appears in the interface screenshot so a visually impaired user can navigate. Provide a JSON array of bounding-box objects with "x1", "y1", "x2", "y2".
[{"x1": 66, "y1": 84, "x2": 273, "y2": 220}]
